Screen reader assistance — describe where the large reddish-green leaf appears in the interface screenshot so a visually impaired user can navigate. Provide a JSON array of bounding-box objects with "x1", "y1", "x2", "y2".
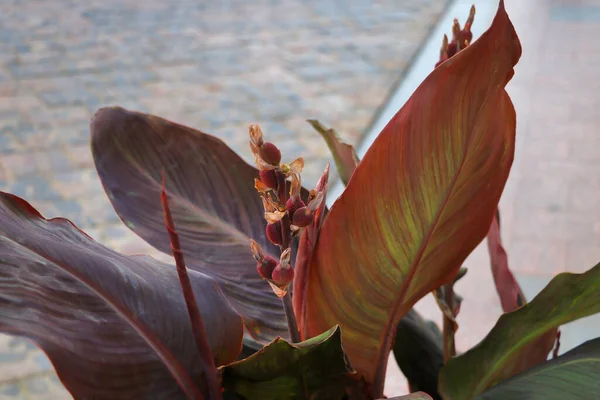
[
  {"x1": 439, "y1": 262, "x2": 600, "y2": 400},
  {"x1": 91, "y1": 107, "x2": 287, "y2": 343},
  {"x1": 0, "y1": 192, "x2": 243, "y2": 399},
  {"x1": 487, "y1": 210, "x2": 526, "y2": 313},
  {"x1": 300, "y1": 2, "x2": 521, "y2": 393},
  {"x1": 474, "y1": 337, "x2": 600, "y2": 400}
]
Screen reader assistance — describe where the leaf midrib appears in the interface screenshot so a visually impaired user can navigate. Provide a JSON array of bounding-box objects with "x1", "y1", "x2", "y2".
[{"x1": 373, "y1": 92, "x2": 498, "y2": 390}]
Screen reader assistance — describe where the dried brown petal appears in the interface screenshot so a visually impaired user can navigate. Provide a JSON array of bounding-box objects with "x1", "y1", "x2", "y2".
[
  {"x1": 250, "y1": 239, "x2": 264, "y2": 261},
  {"x1": 254, "y1": 154, "x2": 278, "y2": 171},
  {"x1": 279, "y1": 248, "x2": 291, "y2": 267},
  {"x1": 264, "y1": 210, "x2": 286, "y2": 224},
  {"x1": 289, "y1": 174, "x2": 302, "y2": 198},
  {"x1": 254, "y1": 178, "x2": 271, "y2": 193},
  {"x1": 261, "y1": 194, "x2": 278, "y2": 213},
  {"x1": 249, "y1": 124, "x2": 264, "y2": 147},
  {"x1": 286, "y1": 157, "x2": 304, "y2": 175},
  {"x1": 307, "y1": 190, "x2": 324, "y2": 211}
]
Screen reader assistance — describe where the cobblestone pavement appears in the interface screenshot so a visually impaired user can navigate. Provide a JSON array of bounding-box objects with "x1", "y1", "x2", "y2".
[{"x1": 0, "y1": 0, "x2": 450, "y2": 397}]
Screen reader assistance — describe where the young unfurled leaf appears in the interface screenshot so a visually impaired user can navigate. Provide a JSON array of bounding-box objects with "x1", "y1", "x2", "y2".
[
  {"x1": 475, "y1": 337, "x2": 600, "y2": 400},
  {"x1": 0, "y1": 192, "x2": 243, "y2": 399},
  {"x1": 299, "y1": 2, "x2": 521, "y2": 395},
  {"x1": 487, "y1": 210, "x2": 526, "y2": 313},
  {"x1": 307, "y1": 120, "x2": 359, "y2": 185},
  {"x1": 439, "y1": 262, "x2": 600, "y2": 400},
  {"x1": 91, "y1": 107, "x2": 291, "y2": 343},
  {"x1": 220, "y1": 326, "x2": 353, "y2": 400}
]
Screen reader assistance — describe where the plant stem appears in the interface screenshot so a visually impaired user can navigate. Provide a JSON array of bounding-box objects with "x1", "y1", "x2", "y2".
[
  {"x1": 161, "y1": 177, "x2": 220, "y2": 400},
  {"x1": 442, "y1": 284, "x2": 456, "y2": 363},
  {"x1": 273, "y1": 169, "x2": 299, "y2": 342},
  {"x1": 282, "y1": 290, "x2": 300, "y2": 343}
]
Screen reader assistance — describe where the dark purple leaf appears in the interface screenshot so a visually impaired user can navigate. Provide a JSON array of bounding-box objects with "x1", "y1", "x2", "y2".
[
  {"x1": 0, "y1": 192, "x2": 243, "y2": 399},
  {"x1": 90, "y1": 107, "x2": 288, "y2": 343}
]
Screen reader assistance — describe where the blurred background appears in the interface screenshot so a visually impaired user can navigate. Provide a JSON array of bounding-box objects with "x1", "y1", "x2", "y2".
[{"x1": 0, "y1": 0, "x2": 599, "y2": 398}]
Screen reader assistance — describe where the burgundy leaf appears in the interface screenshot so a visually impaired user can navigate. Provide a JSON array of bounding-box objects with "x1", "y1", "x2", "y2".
[
  {"x1": 0, "y1": 192, "x2": 243, "y2": 399},
  {"x1": 90, "y1": 107, "x2": 289, "y2": 343}
]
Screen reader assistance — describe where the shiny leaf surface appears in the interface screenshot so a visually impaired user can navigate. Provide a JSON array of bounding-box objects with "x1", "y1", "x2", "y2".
[
  {"x1": 91, "y1": 107, "x2": 287, "y2": 343},
  {"x1": 300, "y1": 2, "x2": 521, "y2": 392},
  {"x1": 220, "y1": 326, "x2": 352, "y2": 400},
  {"x1": 475, "y1": 337, "x2": 600, "y2": 400},
  {"x1": 439, "y1": 262, "x2": 600, "y2": 400},
  {"x1": 0, "y1": 192, "x2": 243, "y2": 399}
]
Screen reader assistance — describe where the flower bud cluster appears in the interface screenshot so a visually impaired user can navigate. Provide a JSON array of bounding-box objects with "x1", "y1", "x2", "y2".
[
  {"x1": 248, "y1": 124, "x2": 326, "y2": 292},
  {"x1": 436, "y1": 5, "x2": 476, "y2": 67}
]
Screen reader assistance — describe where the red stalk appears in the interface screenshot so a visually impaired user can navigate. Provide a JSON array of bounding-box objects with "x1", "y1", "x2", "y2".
[{"x1": 161, "y1": 171, "x2": 222, "y2": 400}]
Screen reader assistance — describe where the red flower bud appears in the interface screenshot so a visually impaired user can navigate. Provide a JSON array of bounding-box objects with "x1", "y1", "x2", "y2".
[
  {"x1": 259, "y1": 142, "x2": 282, "y2": 165},
  {"x1": 447, "y1": 41, "x2": 458, "y2": 58},
  {"x1": 458, "y1": 30, "x2": 472, "y2": 48},
  {"x1": 259, "y1": 169, "x2": 278, "y2": 189},
  {"x1": 285, "y1": 195, "x2": 305, "y2": 218},
  {"x1": 266, "y1": 220, "x2": 284, "y2": 245},
  {"x1": 271, "y1": 264, "x2": 294, "y2": 286},
  {"x1": 292, "y1": 206, "x2": 313, "y2": 227},
  {"x1": 256, "y1": 256, "x2": 277, "y2": 280}
]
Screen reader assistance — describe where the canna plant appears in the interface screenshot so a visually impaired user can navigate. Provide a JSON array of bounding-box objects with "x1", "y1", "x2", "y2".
[{"x1": 0, "y1": 1, "x2": 599, "y2": 399}]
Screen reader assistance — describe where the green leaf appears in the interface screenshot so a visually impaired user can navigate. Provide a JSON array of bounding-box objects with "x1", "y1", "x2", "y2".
[
  {"x1": 220, "y1": 326, "x2": 353, "y2": 400},
  {"x1": 439, "y1": 262, "x2": 600, "y2": 400},
  {"x1": 475, "y1": 337, "x2": 600, "y2": 399},
  {"x1": 307, "y1": 119, "x2": 359, "y2": 185}
]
